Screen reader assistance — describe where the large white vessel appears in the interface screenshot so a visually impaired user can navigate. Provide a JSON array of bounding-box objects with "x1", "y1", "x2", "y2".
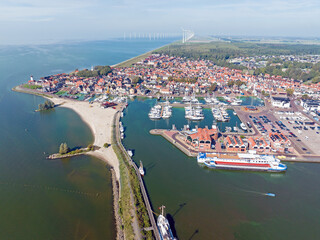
[
  {"x1": 157, "y1": 206, "x2": 176, "y2": 240},
  {"x1": 197, "y1": 152, "x2": 287, "y2": 172}
]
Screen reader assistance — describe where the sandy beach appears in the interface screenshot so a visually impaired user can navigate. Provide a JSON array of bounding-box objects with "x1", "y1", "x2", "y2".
[{"x1": 50, "y1": 97, "x2": 120, "y2": 180}]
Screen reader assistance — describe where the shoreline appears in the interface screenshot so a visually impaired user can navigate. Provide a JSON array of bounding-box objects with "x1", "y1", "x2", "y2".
[
  {"x1": 13, "y1": 42, "x2": 174, "y2": 240},
  {"x1": 47, "y1": 96, "x2": 121, "y2": 181},
  {"x1": 13, "y1": 85, "x2": 120, "y2": 180},
  {"x1": 112, "y1": 41, "x2": 177, "y2": 68},
  {"x1": 13, "y1": 86, "x2": 124, "y2": 239}
]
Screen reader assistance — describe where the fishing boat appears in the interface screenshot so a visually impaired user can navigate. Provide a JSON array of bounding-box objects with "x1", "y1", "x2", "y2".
[
  {"x1": 139, "y1": 161, "x2": 144, "y2": 176},
  {"x1": 157, "y1": 206, "x2": 176, "y2": 240},
  {"x1": 197, "y1": 152, "x2": 287, "y2": 172}
]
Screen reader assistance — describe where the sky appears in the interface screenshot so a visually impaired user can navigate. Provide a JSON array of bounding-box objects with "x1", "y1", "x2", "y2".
[{"x1": 0, "y1": 0, "x2": 320, "y2": 44}]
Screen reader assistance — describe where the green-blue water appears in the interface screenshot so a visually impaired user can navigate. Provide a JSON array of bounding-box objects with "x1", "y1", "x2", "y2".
[
  {"x1": 0, "y1": 39, "x2": 176, "y2": 239},
  {"x1": 122, "y1": 98, "x2": 320, "y2": 240},
  {"x1": 2, "y1": 39, "x2": 320, "y2": 240}
]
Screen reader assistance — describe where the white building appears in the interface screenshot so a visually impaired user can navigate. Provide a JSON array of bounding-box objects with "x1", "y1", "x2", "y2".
[
  {"x1": 300, "y1": 99, "x2": 320, "y2": 111},
  {"x1": 271, "y1": 96, "x2": 291, "y2": 108}
]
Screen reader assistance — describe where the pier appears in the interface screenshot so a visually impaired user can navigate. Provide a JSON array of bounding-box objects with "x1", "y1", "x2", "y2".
[{"x1": 115, "y1": 109, "x2": 161, "y2": 240}]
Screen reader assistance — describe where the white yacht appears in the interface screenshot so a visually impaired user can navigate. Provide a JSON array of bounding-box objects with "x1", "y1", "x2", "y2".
[
  {"x1": 231, "y1": 98, "x2": 243, "y2": 106},
  {"x1": 240, "y1": 123, "x2": 247, "y2": 131},
  {"x1": 127, "y1": 150, "x2": 133, "y2": 157},
  {"x1": 149, "y1": 104, "x2": 162, "y2": 119}
]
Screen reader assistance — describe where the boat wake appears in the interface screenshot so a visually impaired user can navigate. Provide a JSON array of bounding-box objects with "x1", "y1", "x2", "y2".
[{"x1": 239, "y1": 189, "x2": 276, "y2": 197}]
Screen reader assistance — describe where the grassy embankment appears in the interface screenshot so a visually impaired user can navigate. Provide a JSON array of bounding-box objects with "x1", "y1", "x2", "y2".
[
  {"x1": 12, "y1": 85, "x2": 53, "y2": 98},
  {"x1": 113, "y1": 51, "x2": 154, "y2": 68},
  {"x1": 111, "y1": 114, "x2": 153, "y2": 240},
  {"x1": 22, "y1": 84, "x2": 42, "y2": 89}
]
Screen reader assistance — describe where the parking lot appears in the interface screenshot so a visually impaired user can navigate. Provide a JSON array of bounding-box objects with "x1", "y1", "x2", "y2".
[{"x1": 274, "y1": 111, "x2": 320, "y2": 155}]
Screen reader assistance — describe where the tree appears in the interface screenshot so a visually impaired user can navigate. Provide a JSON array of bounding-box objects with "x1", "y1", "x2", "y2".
[
  {"x1": 87, "y1": 144, "x2": 94, "y2": 151},
  {"x1": 301, "y1": 94, "x2": 310, "y2": 100},
  {"x1": 59, "y1": 142, "x2": 69, "y2": 154},
  {"x1": 227, "y1": 80, "x2": 235, "y2": 87},
  {"x1": 234, "y1": 80, "x2": 246, "y2": 88},
  {"x1": 286, "y1": 88, "x2": 294, "y2": 96},
  {"x1": 132, "y1": 76, "x2": 142, "y2": 85},
  {"x1": 77, "y1": 65, "x2": 111, "y2": 78},
  {"x1": 209, "y1": 82, "x2": 218, "y2": 92},
  {"x1": 261, "y1": 90, "x2": 270, "y2": 97},
  {"x1": 38, "y1": 100, "x2": 55, "y2": 111}
]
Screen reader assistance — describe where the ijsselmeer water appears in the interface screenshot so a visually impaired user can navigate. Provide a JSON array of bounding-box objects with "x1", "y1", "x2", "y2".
[
  {"x1": 2, "y1": 39, "x2": 320, "y2": 240},
  {"x1": 122, "y1": 99, "x2": 320, "y2": 240},
  {"x1": 0, "y1": 39, "x2": 175, "y2": 239}
]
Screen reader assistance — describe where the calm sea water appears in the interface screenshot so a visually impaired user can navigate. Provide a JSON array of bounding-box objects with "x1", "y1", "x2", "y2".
[
  {"x1": 122, "y1": 98, "x2": 320, "y2": 240},
  {"x1": 0, "y1": 39, "x2": 177, "y2": 239}
]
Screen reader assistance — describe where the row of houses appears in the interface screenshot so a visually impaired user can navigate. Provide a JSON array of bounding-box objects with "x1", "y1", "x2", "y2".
[
  {"x1": 183, "y1": 127, "x2": 292, "y2": 154},
  {"x1": 28, "y1": 54, "x2": 320, "y2": 101}
]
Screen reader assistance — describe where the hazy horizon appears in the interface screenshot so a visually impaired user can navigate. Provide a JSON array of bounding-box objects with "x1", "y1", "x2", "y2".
[{"x1": 1, "y1": 0, "x2": 320, "y2": 45}]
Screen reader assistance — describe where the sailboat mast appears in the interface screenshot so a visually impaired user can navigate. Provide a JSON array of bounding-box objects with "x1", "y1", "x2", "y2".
[{"x1": 160, "y1": 205, "x2": 165, "y2": 216}]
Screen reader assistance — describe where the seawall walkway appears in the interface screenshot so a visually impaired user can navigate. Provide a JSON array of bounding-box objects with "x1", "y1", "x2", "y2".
[{"x1": 115, "y1": 110, "x2": 161, "y2": 240}]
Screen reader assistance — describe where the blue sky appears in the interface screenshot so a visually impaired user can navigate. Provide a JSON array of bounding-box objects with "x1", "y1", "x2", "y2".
[{"x1": 0, "y1": 0, "x2": 319, "y2": 44}]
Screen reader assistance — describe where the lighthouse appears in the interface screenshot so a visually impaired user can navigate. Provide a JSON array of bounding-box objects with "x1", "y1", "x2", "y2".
[{"x1": 30, "y1": 75, "x2": 34, "y2": 81}]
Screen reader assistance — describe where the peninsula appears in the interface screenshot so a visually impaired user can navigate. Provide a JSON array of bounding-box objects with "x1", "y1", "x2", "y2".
[{"x1": 14, "y1": 39, "x2": 320, "y2": 239}]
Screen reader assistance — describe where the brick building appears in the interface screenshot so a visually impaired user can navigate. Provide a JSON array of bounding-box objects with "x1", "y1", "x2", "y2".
[{"x1": 186, "y1": 127, "x2": 219, "y2": 151}]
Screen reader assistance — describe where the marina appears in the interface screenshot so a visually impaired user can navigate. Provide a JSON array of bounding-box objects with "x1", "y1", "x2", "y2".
[
  {"x1": 121, "y1": 98, "x2": 320, "y2": 239},
  {"x1": 7, "y1": 36, "x2": 320, "y2": 240}
]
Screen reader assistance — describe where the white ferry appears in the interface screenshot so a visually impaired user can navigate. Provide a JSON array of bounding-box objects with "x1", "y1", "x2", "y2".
[{"x1": 197, "y1": 152, "x2": 287, "y2": 172}]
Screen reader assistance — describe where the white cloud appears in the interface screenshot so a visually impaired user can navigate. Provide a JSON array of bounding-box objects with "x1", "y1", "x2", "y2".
[{"x1": 0, "y1": 0, "x2": 319, "y2": 44}]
